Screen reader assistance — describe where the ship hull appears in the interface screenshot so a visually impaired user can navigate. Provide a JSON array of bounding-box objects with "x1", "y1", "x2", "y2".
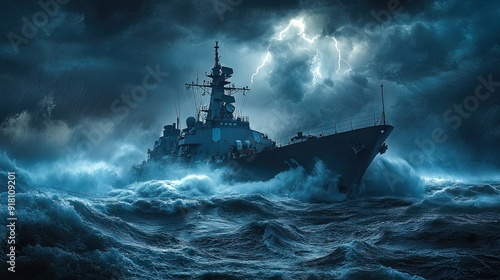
[{"x1": 219, "y1": 125, "x2": 394, "y2": 192}]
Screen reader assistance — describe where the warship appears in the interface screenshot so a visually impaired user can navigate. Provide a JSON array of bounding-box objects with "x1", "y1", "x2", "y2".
[{"x1": 138, "y1": 42, "x2": 393, "y2": 195}]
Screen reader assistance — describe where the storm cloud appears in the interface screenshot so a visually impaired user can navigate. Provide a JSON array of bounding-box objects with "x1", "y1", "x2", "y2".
[{"x1": 0, "y1": 0, "x2": 499, "y2": 177}]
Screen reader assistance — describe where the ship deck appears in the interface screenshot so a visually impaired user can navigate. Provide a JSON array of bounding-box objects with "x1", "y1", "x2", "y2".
[{"x1": 275, "y1": 114, "x2": 388, "y2": 147}]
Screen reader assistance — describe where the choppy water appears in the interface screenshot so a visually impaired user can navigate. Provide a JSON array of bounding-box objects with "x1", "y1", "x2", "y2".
[{"x1": 1, "y1": 157, "x2": 499, "y2": 279}]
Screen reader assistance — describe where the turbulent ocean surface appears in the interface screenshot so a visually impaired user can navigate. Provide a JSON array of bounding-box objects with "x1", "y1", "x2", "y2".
[{"x1": 1, "y1": 157, "x2": 499, "y2": 280}]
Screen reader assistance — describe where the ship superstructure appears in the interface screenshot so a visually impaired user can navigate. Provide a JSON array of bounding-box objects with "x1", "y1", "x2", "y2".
[{"x1": 147, "y1": 42, "x2": 275, "y2": 164}]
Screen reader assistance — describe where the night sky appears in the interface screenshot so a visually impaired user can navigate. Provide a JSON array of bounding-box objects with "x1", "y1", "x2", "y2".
[{"x1": 1, "y1": 0, "x2": 499, "y2": 179}]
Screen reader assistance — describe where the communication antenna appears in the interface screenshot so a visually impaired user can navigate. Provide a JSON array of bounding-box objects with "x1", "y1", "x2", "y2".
[
  {"x1": 380, "y1": 84, "x2": 386, "y2": 125},
  {"x1": 174, "y1": 89, "x2": 181, "y2": 130},
  {"x1": 177, "y1": 90, "x2": 180, "y2": 130}
]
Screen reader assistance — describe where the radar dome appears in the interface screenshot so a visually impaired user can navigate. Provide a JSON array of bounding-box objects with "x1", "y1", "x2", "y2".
[{"x1": 186, "y1": 116, "x2": 196, "y2": 128}]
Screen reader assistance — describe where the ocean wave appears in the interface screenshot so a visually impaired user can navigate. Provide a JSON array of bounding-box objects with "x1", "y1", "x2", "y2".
[
  {"x1": 360, "y1": 157, "x2": 425, "y2": 198},
  {"x1": 1, "y1": 151, "x2": 500, "y2": 279}
]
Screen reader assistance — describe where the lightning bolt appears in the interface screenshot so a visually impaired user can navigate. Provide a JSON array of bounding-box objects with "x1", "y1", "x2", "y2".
[
  {"x1": 274, "y1": 17, "x2": 319, "y2": 43},
  {"x1": 250, "y1": 17, "x2": 319, "y2": 85},
  {"x1": 342, "y1": 59, "x2": 353, "y2": 74},
  {"x1": 275, "y1": 18, "x2": 300, "y2": 40},
  {"x1": 250, "y1": 51, "x2": 271, "y2": 85},
  {"x1": 332, "y1": 37, "x2": 342, "y2": 75},
  {"x1": 250, "y1": 17, "x2": 351, "y2": 86},
  {"x1": 331, "y1": 36, "x2": 353, "y2": 76}
]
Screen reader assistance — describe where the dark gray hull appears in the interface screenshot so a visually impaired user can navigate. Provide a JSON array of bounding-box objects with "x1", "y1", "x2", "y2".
[{"x1": 221, "y1": 125, "x2": 393, "y2": 190}]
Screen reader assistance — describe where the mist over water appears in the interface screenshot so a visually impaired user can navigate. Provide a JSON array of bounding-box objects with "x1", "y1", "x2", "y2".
[{"x1": 1, "y1": 152, "x2": 499, "y2": 279}]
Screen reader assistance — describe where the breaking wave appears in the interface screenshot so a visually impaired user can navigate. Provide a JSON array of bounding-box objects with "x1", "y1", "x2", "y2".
[{"x1": 1, "y1": 152, "x2": 499, "y2": 279}]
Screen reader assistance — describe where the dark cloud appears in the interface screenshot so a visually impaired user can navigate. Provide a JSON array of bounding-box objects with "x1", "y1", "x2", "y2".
[
  {"x1": 268, "y1": 44, "x2": 314, "y2": 102},
  {"x1": 66, "y1": 0, "x2": 150, "y2": 38},
  {"x1": 0, "y1": 0, "x2": 498, "y2": 175}
]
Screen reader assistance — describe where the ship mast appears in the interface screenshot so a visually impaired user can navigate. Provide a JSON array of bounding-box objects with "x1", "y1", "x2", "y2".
[
  {"x1": 214, "y1": 41, "x2": 220, "y2": 67},
  {"x1": 380, "y1": 84, "x2": 386, "y2": 125},
  {"x1": 185, "y1": 41, "x2": 249, "y2": 124}
]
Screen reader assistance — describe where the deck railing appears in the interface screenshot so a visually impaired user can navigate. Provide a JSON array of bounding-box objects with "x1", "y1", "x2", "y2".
[{"x1": 275, "y1": 114, "x2": 386, "y2": 147}]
